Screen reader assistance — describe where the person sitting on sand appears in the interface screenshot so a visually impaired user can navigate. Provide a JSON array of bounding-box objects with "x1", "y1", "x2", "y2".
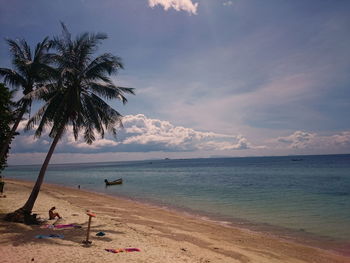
[{"x1": 49, "y1": 207, "x2": 62, "y2": 219}]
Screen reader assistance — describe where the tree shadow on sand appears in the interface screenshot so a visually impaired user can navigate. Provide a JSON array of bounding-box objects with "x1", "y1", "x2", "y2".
[{"x1": 0, "y1": 212, "x2": 125, "y2": 247}]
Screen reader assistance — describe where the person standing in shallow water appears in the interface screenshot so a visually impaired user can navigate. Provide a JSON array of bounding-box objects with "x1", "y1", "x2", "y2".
[{"x1": 49, "y1": 207, "x2": 62, "y2": 219}]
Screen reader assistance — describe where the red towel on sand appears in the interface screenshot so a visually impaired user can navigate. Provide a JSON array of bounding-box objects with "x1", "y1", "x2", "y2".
[{"x1": 105, "y1": 248, "x2": 141, "y2": 253}]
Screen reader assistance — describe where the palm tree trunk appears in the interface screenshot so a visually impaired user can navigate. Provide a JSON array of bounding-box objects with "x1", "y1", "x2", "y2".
[
  {"x1": 0, "y1": 106, "x2": 27, "y2": 163},
  {"x1": 5, "y1": 125, "x2": 64, "y2": 224},
  {"x1": 21, "y1": 126, "x2": 64, "y2": 212}
]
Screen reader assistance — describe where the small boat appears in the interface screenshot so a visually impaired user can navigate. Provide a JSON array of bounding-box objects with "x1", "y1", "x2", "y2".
[{"x1": 104, "y1": 178, "x2": 123, "y2": 185}]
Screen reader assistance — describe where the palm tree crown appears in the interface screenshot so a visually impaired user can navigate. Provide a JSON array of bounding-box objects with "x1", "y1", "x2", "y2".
[
  {"x1": 0, "y1": 37, "x2": 52, "y2": 163},
  {"x1": 27, "y1": 24, "x2": 134, "y2": 143},
  {"x1": 0, "y1": 37, "x2": 52, "y2": 96}
]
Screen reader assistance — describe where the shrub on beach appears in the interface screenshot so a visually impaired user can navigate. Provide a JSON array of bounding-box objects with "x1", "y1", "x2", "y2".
[{"x1": 0, "y1": 83, "x2": 15, "y2": 174}]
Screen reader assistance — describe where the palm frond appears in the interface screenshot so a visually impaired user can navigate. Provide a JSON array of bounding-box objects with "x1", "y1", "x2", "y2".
[
  {"x1": 60, "y1": 22, "x2": 72, "y2": 46},
  {"x1": 84, "y1": 53, "x2": 123, "y2": 79},
  {"x1": 20, "y1": 39, "x2": 32, "y2": 60},
  {"x1": 88, "y1": 82, "x2": 134, "y2": 103},
  {"x1": 6, "y1": 39, "x2": 26, "y2": 61},
  {"x1": 33, "y1": 37, "x2": 50, "y2": 63},
  {"x1": 46, "y1": 93, "x2": 69, "y2": 139},
  {"x1": 81, "y1": 92, "x2": 104, "y2": 137},
  {"x1": 90, "y1": 93, "x2": 123, "y2": 134},
  {"x1": 23, "y1": 83, "x2": 56, "y2": 102},
  {"x1": 0, "y1": 68, "x2": 27, "y2": 88},
  {"x1": 25, "y1": 102, "x2": 50, "y2": 133}
]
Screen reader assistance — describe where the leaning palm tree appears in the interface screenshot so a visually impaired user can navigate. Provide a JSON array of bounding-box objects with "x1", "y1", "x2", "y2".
[
  {"x1": 5, "y1": 24, "x2": 134, "y2": 223},
  {"x1": 0, "y1": 37, "x2": 53, "y2": 164}
]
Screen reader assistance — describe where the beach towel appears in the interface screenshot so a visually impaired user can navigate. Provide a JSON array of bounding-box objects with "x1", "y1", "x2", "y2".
[
  {"x1": 54, "y1": 224, "x2": 81, "y2": 229},
  {"x1": 105, "y1": 248, "x2": 141, "y2": 253},
  {"x1": 35, "y1": 234, "x2": 64, "y2": 239},
  {"x1": 40, "y1": 224, "x2": 81, "y2": 229}
]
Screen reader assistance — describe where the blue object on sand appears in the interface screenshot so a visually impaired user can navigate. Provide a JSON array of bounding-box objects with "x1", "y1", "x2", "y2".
[
  {"x1": 96, "y1": 231, "x2": 105, "y2": 236},
  {"x1": 35, "y1": 234, "x2": 64, "y2": 239}
]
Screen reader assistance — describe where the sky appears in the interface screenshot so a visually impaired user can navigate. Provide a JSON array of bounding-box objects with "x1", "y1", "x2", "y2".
[{"x1": 1, "y1": 0, "x2": 350, "y2": 165}]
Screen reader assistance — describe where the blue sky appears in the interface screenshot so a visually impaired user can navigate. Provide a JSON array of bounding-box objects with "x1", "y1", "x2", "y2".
[{"x1": 1, "y1": 0, "x2": 350, "y2": 164}]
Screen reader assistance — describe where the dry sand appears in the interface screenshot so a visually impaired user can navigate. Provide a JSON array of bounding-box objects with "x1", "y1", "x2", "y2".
[{"x1": 0, "y1": 179, "x2": 349, "y2": 263}]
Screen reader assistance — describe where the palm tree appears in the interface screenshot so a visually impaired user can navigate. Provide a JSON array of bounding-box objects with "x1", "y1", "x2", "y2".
[
  {"x1": 5, "y1": 24, "x2": 134, "y2": 223},
  {"x1": 0, "y1": 37, "x2": 53, "y2": 164}
]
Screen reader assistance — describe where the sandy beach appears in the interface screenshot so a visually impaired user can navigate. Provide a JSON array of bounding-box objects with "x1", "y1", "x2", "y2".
[{"x1": 0, "y1": 179, "x2": 349, "y2": 263}]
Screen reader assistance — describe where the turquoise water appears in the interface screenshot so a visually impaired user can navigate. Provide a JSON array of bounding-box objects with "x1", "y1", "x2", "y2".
[{"x1": 3, "y1": 154, "x2": 350, "y2": 245}]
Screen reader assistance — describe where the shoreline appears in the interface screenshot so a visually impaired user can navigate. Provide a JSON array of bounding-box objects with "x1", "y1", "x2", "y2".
[
  {"x1": 8, "y1": 177, "x2": 350, "y2": 255},
  {"x1": 37, "y1": 179, "x2": 350, "y2": 257},
  {"x1": 1, "y1": 179, "x2": 349, "y2": 263},
  {"x1": 105, "y1": 189, "x2": 350, "y2": 257}
]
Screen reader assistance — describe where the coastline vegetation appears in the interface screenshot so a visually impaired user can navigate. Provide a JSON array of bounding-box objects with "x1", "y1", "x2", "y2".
[{"x1": 0, "y1": 83, "x2": 16, "y2": 173}]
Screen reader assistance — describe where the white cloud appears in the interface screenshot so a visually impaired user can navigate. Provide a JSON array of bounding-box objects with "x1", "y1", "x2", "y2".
[
  {"x1": 74, "y1": 139, "x2": 119, "y2": 149},
  {"x1": 274, "y1": 130, "x2": 350, "y2": 150},
  {"x1": 276, "y1": 131, "x2": 316, "y2": 149},
  {"x1": 119, "y1": 114, "x2": 259, "y2": 151},
  {"x1": 10, "y1": 114, "x2": 259, "y2": 154},
  {"x1": 223, "y1": 1, "x2": 233, "y2": 6},
  {"x1": 332, "y1": 131, "x2": 350, "y2": 147},
  {"x1": 10, "y1": 116, "x2": 350, "y2": 161},
  {"x1": 148, "y1": 0, "x2": 198, "y2": 15},
  {"x1": 8, "y1": 118, "x2": 350, "y2": 165}
]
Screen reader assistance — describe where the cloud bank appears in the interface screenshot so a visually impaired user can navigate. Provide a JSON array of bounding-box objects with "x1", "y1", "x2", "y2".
[
  {"x1": 9, "y1": 115, "x2": 350, "y2": 164},
  {"x1": 119, "y1": 114, "x2": 259, "y2": 151},
  {"x1": 148, "y1": 0, "x2": 198, "y2": 15},
  {"x1": 11, "y1": 114, "x2": 258, "y2": 154},
  {"x1": 274, "y1": 130, "x2": 350, "y2": 150}
]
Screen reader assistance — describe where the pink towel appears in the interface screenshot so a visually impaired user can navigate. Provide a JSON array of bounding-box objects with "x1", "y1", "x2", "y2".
[{"x1": 105, "y1": 248, "x2": 141, "y2": 253}]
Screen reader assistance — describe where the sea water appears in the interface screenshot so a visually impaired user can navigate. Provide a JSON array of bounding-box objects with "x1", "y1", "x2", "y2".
[{"x1": 3, "y1": 154, "x2": 350, "y2": 247}]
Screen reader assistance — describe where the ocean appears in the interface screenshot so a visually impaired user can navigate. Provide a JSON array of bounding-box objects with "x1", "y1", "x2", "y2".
[{"x1": 3, "y1": 154, "x2": 350, "y2": 248}]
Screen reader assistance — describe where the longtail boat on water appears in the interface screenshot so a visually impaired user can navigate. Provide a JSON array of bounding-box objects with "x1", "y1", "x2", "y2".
[{"x1": 104, "y1": 178, "x2": 123, "y2": 186}]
